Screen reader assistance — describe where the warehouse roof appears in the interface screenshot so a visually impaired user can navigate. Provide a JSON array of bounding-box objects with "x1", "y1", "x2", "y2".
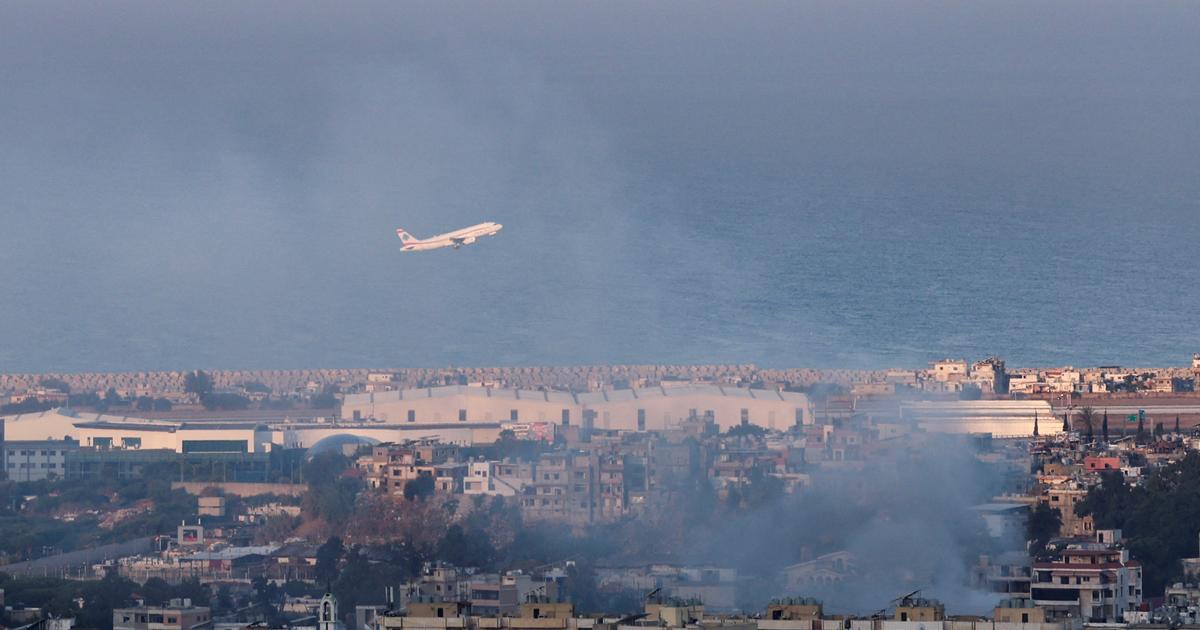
[{"x1": 346, "y1": 384, "x2": 806, "y2": 407}]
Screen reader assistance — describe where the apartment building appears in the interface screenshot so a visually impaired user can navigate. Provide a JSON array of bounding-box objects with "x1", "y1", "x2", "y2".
[
  {"x1": 1040, "y1": 482, "x2": 1094, "y2": 538},
  {"x1": 358, "y1": 443, "x2": 461, "y2": 494},
  {"x1": 112, "y1": 600, "x2": 213, "y2": 630},
  {"x1": 519, "y1": 451, "x2": 594, "y2": 526},
  {"x1": 1031, "y1": 540, "x2": 1142, "y2": 621}
]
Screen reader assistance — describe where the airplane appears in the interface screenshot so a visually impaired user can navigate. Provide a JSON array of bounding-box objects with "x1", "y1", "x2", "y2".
[{"x1": 396, "y1": 222, "x2": 503, "y2": 252}]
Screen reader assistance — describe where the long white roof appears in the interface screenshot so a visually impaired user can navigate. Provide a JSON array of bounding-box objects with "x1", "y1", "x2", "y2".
[{"x1": 345, "y1": 384, "x2": 806, "y2": 407}]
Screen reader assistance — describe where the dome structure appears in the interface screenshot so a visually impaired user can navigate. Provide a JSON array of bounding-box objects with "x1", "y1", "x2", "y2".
[{"x1": 305, "y1": 433, "x2": 379, "y2": 459}]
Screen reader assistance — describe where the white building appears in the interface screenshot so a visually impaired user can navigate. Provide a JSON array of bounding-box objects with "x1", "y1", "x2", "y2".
[
  {"x1": 3, "y1": 439, "x2": 79, "y2": 481},
  {"x1": 899, "y1": 399, "x2": 1057, "y2": 437},
  {"x1": 341, "y1": 384, "x2": 811, "y2": 434},
  {"x1": 0, "y1": 409, "x2": 273, "y2": 454},
  {"x1": 462, "y1": 461, "x2": 527, "y2": 496}
]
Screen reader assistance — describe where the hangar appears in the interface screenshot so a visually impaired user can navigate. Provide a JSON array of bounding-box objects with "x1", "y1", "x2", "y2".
[{"x1": 340, "y1": 384, "x2": 813, "y2": 433}]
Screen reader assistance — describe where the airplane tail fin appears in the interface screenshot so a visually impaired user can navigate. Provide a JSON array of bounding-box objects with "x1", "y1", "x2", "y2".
[{"x1": 396, "y1": 228, "x2": 419, "y2": 244}]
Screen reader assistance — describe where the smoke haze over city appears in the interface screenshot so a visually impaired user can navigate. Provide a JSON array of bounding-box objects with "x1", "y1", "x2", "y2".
[{"x1": 2, "y1": 1, "x2": 1199, "y2": 372}]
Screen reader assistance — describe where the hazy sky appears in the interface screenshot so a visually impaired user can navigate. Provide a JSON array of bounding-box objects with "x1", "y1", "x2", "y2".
[{"x1": 2, "y1": 2, "x2": 1198, "y2": 372}]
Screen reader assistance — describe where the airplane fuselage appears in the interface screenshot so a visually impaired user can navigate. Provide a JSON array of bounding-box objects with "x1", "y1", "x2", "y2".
[{"x1": 397, "y1": 222, "x2": 503, "y2": 252}]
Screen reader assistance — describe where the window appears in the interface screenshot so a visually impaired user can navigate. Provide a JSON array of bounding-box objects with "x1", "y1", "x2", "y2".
[
  {"x1": 637, "y1": 409, "x2": 646, "y2": 431},
  {"x1": 795, "y1": 408, "x2": 804, "y2": 425},
  {"x1": 511, "y1": 409, "x2": 519, "y2": 421},
  {"x1": 1060, "y1": 576, "x2": 1069, "y2": 584},
  {"x1": 122, "y1": 437, "x2": 142, "y2": 448},
  {"x1": 562, "y1": 409, "x2": 570, "y2": 426},
  {"x1": 459, "y1": 409, "x2": 467, "y2": 422},
  {"x1": 740, "y1": 408, "x2": 749, "y2": 424},
  {"x1": 353, "y1": 410, "x2": 361, "y2": 421},
  {"x1": 181, "y1": 440, "x2": 247, "y2": 454},
  {"x1": 408, "y1": 410, "x2": 416, "y2": 422},
  {"x1": 1021, "y1": 614, "x2": 1029, "y2": 623}
]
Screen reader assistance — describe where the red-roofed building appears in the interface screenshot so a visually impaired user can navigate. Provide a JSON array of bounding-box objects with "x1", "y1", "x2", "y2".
[{"x1": 1084, "y1": 456, "x2": 1122, "y2": 472}]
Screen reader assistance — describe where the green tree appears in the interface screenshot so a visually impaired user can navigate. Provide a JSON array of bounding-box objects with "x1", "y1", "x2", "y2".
[
  {"x1": 315, "y1": 536, "x2": 345, "y2": 585},
  {"x1": 40, "y1": 378, "x2": 71, "y2": 393},
  {"x1": 1075, "y1": 470, "x2": 1134, "y2": 529},
  {"x1": 140, "y1": 577, "x2": 173, "y2": 605},
  {"x1": 1102, "y1": 410, "x2": 1109, "y2": 443},
  {"x1": 1027, "y1": 503, "x2": 1062, "y2": 557},
  {"x1": 725, "y1": 423, "x2": 766, "y2": 438},
  {"x1": 251, "y1": 574, "x2": 284, "y2": 626},
  {"x1": 1077, "y1": 453, "x2": 1200, "y2": 595},
  {"x1": 202, "y1": 393, "x2": 251, "y2": 411},
  {"x1": 301, "y1": 453, "x2": 361, "y2": 525},
  {"x1": 403, "y1": 476, "x2": 435, "y2": 502},
  {"x1": 216, "y1": 585, "x2": 235, "y2": 612},
  {"x1": 312, "y1": 384, "x2": 340, "y2": 409},
  {"x1": 437, "y1": 524, "x2": 496, "y2": 568},
  {"x1": 185, "y1": 371, "x2": 214, "y2": 400}
]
